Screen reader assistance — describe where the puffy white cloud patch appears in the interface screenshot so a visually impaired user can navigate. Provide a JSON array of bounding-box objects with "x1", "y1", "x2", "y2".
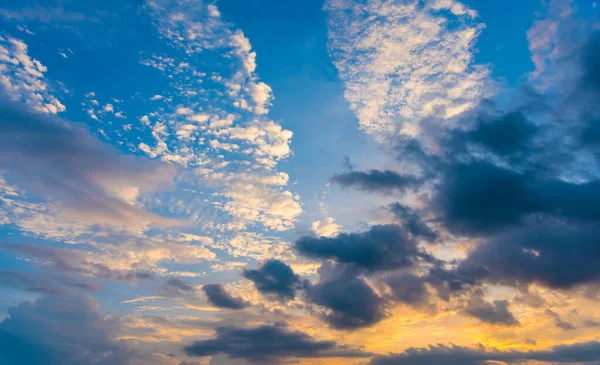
[{"x1": 325, "y1": 0, "x2": 491, "y2": 139}]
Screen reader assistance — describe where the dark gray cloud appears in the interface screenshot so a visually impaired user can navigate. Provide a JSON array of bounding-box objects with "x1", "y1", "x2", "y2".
[
  {"x1": 0, "y1": 100, "x2": 177, "y2": 229},
  {"x1": 242, "y1": 260, "x2": 306, "y2": 301},
  {"x1": 202, "y1": 284, "x2": 248, "y2": 310},
  {"x1": 384, "y1": 274, "x2": 429, "y2": 307},
  {"x1": 295, "y1": 225, "x2": 434, "y2": 272},
  {"x1": 463, "y1": 292, "x2": 519, "y2": 326},
  {"x1": 184, "y1": 324, "x2": 369, "y2": 364},
  {"x1": 370, "y1": 340, "x2": 600, "y2": 365},
  {"x1": 425, "y1": 264, "x2": 481, "y2": 301},
  {"x1": 308, "y1": 276, "x2": 386, "y2": 329},
  {"x1": 389, "y1": 203, "x2": 437, "y2": 242},
  {"x1": 0, "y1": 295, "x2": 135, "y2": 365},
  {"x1": 327, "y1": 31, "x2": 600, "y2": 295},
  {"x1": 331, "y1": 170, "x2": 421, "y2": 194},
  {"x1": 456, "y1": 223, "x2": 600, "y2": 289}
]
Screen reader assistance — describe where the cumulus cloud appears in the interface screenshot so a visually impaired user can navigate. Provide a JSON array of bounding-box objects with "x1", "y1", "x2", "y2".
[
  {"x1": 184, "y1": 324, "x2": 369, "y2": 364},
  {"x1": 331, "y1": 170, "x2": 421, "y2": 194},
  {"x1": 0, "y1": 295, "x2": 135, "y2": 365},
  {"x1": 295, "y1": 225, "x2": 434, "y2": 272},
  {"x1": 308, "y1": 272, "x2": 386, "y2": 329},
  {"x1": 202, "y1": 283, "x2": 248, "y2": 310},
  {"x1": 370, "y1": 341, "x2": 600, "y2": 365},
  {"x1": 327, "y1": 22, "x2": 600, "y2": 294},
  {"x1": 242, "y1": 259, "x2": 307, "y2": 301}
]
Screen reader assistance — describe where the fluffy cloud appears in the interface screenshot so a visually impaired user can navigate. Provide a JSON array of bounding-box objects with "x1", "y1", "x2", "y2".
[
  {"x1": 325, "y1": 0, "x2": 491, "y2": 139},
  {"x1": 0, "y1": 36, "x2": 65, "y2": 114},
  {"x1": 242, "y1": 260, "x2": 307, "y2": 302},
  {"x1": 463, "y1": 292, "x2": 519, "y2": 326},
  {"x1": 202, "y1": 284, "x2": 248, "y2": 310},
  {"x1": 295, "y1": 225, "x2": 434, "y2": 272}
]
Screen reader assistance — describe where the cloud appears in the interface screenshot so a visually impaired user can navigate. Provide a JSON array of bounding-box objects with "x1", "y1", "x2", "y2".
[
  {"x1": 184, "y1": 324, "x2": 368, "y2": 364},
  {"x1": 389, "y1": 203, "x2": 437, "y2": 242},
  {"x1": 311, "y1": 217, "x2": 341, "y2": 238},
  {"x1": 0, "y1": 295, "x2": 135, "y2": 365},
  {"x1": 295, "y1": 225, "x2": 434, "y2": 272},
  {"x1": 456, "y1": 222, "x2": 600, "y2": 289},
  {"x1": 329, "y1": 25, "x2": 600, "y2": 293},
  {"x1": 370, "y1": 340, "x2": 600, "y2": 365},
  {"x1": 546, "y1": 309, "x2": 576, "y2": 330},
  {"x1": 384, "y1": 274, "x2": 430, "y2": 307},
  {"x1": 242, "y1": 259, "x2": 306, "y2": 301},
  {"x1": 331, "y1": 170, "x2": 421, "y2": 194},
  {"x1": 325, "y1": 0, "x2": 491, "y2": 139},
  {"x1": 0, "y1": 100, "x2": 178, "y2": 231},
  {"x1": 202, "y1": 284, "x2": 248, "y2": 310},
  {"x1": 463, "y1": 292, "x2": 519, "y2": 326},
  {"x1": 307, "y1": 272, "x2": 386, "y2": 329}
]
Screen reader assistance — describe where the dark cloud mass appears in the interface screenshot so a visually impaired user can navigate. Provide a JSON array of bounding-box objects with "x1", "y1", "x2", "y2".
[
  {"x1": 308, "y1": 274, "x2": 386, "y2": 329},
  {"x1": 202, "y1": 284, "x2": 248, "y2": 310},
  {"x1": 370, "y1": 341, "x2": 600, "y2": 365},
  {"x1": 242, "y1": 259, "x2": 306, "y2": 301},
  {"x1": 295, "y1": 225, "x2": 434, "y2": 272},
  {"x1": 327, "y1": 30, "x2": 600, "y2": 296},
  {"x1": 184, "y1": 325, "x2": 368, "y2": 364},
  {"x1": 331, "y1": 169, "x2": 421, "y2": 193},
  {"x1": 0, "y1": 295, "x2": 134, "y2": 365}
]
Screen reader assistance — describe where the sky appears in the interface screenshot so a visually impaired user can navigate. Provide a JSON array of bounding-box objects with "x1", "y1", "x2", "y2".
[{"x1": 0, "y1": 0, "x2": 599, "y2": 364}]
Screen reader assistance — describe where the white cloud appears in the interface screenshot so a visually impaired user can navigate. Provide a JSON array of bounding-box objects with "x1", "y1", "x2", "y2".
[
  {"x1": 325, "y1": 0, "x2": 491, "y2": 140},
  {"x1": 311, "y1": 217, "x2": 341, "y2": 238},
  {"x1": 0, "y1": 36, "x2": 66, "y2": 114}
]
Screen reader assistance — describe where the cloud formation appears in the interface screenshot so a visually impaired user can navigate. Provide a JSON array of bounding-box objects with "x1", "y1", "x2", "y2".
[
  {"x1": 326, "y1": 0, "x2": 491, "y2": 139},
  {"x1": 0, "y1": 295, "x2": 134, "y2": 365},
  {"x1": 242, "y1": 259, "x2": 307, "y2": 301},
  {"x1": 184, "y1": 324, "x2": 368, "y2": 364},
  {"x1": 202, "y1": 284, "x2": 248, "y2": 310},
  {"x1": 295, "y1": 225, "x2": 434, "y2": 272},
  {"x1": 370, "y1": 341, "x2": 600, "y2": 365}
]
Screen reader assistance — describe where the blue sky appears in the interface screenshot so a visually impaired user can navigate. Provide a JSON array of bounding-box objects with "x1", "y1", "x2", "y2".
[{"x1": 1, "y1": 0, "x2": 600, "y2": 364}]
